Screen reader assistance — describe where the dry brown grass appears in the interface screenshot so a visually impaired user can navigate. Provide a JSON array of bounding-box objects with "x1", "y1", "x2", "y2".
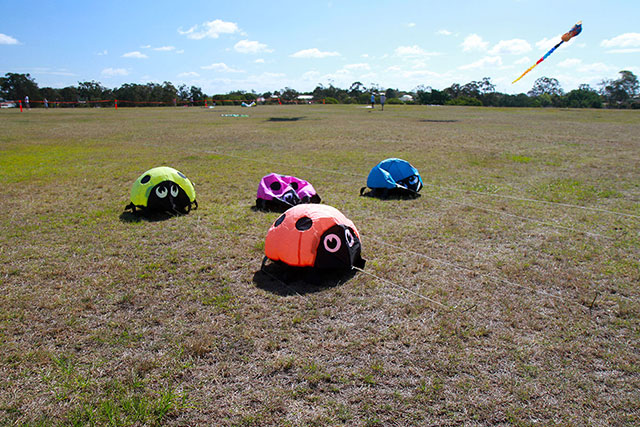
[{"x1": 0, "y1": 105, "x2": 639, "y2": 426}]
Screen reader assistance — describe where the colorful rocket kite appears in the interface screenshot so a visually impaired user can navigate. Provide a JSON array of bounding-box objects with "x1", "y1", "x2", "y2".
[{"x1": 512, "y1": 21, "x2": 582, "y2": 84}]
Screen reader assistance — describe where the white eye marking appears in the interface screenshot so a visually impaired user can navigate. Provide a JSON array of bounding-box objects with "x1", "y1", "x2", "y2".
[
  {"x1": 345, "y1": 229, "x2": 355, "y2": 247},
  {"x1": 170, "y1": 184, "x2": 179, "y2": 198},
  {"x1": 323, "y1": 234, "x2": 341, "y2": 253},
  {"x1": 155, "y1": 186, "x2": 168, "y2": 199}
]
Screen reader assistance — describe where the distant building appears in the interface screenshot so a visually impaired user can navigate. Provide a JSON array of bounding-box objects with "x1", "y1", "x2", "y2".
[{"x1": 297, "y1": 95, "x2": 313, "y2": 103}]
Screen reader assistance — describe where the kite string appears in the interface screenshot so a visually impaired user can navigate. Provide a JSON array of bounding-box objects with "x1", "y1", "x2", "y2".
[
  {"x1": 351, "y1": 265, "x2": 448, "y2": 309},
  {"x1": 202, "y1": 149, "x2": 625, "y2": 241},
  {"x1": 361, "y1": 234, "x2": 584, "y2": 307},
  {"x1": 203, "y1": 149, "x2": 640, "y2": 222},
  {"x1": 421, "y1": 182, "x2": 640, "y2": 220},
  {"x1": 424, "y1": 193, "x2": 612, "y2": 240}
]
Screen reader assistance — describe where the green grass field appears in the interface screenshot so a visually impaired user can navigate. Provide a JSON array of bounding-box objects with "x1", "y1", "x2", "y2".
[{"x1": 1, "y1": 105, "x2": 639, "y2": 426}]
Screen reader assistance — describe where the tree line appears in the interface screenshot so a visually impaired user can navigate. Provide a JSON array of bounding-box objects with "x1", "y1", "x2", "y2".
[{"x1": 1, "y1": 70, "x2": 638, "y2": 109}]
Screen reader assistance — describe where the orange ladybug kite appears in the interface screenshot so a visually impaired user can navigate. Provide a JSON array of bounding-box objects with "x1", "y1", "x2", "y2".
[{"x1": 264, "y1": 204, "x2": 365, "y2": 269}]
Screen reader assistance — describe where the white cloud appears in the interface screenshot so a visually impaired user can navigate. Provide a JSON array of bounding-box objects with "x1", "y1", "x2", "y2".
[
  {"x1": 234, "y1": 40, "x2": 273, "y2": 54},
  {"x1": 27, "y1": 67, "x2": 77, "y2": 77},
  {"x1": 461, "y1": 34, "x2": 488, "y2": 52},
  {"x1": 0, "y1": 33, "x2": 19, "y2": 45},
  {"x1": 255, "y1": 58, "x2": 265, "y2": 64},
  {"x1": 201, "y1": 62, "x2": 244, "y2": 72},
  {"x1": 178, "y1": 19, "x2": 240, "y2": 40},
  {"x1": 515, "y1": 56, "x2": 530, "y2": 65},
  {"x1": 154, "y1": 46, "x2": 175, "y2": 51},
  {"x1": 395, "y1": 45, "x2": 440, "y2": 58},
  {"x1": 97, "y1": 50, "x2": 108, "y2": 56},
  {"x1": 141, "y1": 45, "x2": 152, "y2": 49},
  {"x1": 601, "y1": 33, "x2": 640, "y2": 49},
  {"x1": 344, "y1": 63, "x2": 371, "y2": 71},
  {"x1": 178, "y1": 71, "x2": 200, "y2": 78},
  {"x1": 407, "y1": 23, "x2": 416, "y2": 28},
  {"x1": 301, "y1": 70, "x2": 322, "y2": 81},
  {"x1": 606, "y1": 48, "x2": 640, "y2": 54},
  {"x1": 122, "y1": 51, "x2": 148, "y2": 59},
  {"x1": 101, "y1": 68, "x2": 129, "y2": 77},
  {"x1": 437, "y1": 29, "x2": 452, "y2": 36},
  {"x1": 557, "y1": 58, "x2": 582, "y2": 68},
  {"x1": 176, "y1": 49, "x2": 184, "y2": 54},
  {"x1": 578, "y1": 62, "x2": 615, "y2": 74},
  {"x1": 489, "y1": 39, "x2": 531, "y2": 55},
  {"x1": 535, "y1": 36, "x2": 563, "y2": 51},
  {"x1": 459, "y1": 56, "x2": 502, "y2": 70},
  {"x1": 290, "y1": 48, "x2": 340, "y2": 58}
]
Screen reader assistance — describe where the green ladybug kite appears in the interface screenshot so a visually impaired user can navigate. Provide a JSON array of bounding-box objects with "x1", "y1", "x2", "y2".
[{"x1": 125, "y1": 166, "x2": 198, "y2": 214}]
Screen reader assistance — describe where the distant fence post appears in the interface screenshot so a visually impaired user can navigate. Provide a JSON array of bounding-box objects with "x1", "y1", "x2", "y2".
[
  {"x1": 115, "y1": 99, "x2": 118, "y2": 110},
  {"x1": 19, "y1": 100, "x2": 23, "y2": 112}
]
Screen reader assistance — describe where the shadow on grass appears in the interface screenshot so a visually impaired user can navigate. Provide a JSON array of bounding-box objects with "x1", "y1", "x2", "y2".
[
  {"x1": 359, "y1": 188, "x2": 422, "y2": 200},
  {"x1": 419, "y1": 119, "x2": 459, "y2": 123},
  {"x1": 253, "y1": 261, "x2": 357, "y2": 296},
  {"x1": 119, "y1": 211, "x2": 178, "y2": 223},
  {"x1": 267, "y1": 117, "x2": 305, "y2": 122},
  {"x1": 250, "y1": 204, "x2": 289, "y2": 214}
]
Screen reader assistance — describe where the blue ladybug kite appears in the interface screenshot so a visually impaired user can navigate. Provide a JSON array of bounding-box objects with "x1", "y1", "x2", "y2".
[{"x1": 360, "y1": 158, "x2": 423, "y2": 199}]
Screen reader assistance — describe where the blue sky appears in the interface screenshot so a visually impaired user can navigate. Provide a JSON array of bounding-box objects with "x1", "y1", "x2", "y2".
[{"x1": 1, "y1": 0, "x2": 639, "y2": 95}]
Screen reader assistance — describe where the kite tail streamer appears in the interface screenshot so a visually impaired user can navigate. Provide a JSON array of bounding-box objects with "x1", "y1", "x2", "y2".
[{"x1": 512, "y1": 40, "x2": 564, "y2": 84}]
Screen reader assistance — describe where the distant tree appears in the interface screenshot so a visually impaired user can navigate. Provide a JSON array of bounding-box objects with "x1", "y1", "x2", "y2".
[
  {"x1": 177, "y1": 84, "x2": 190, "y2": 101},
  {"x1": 495, "y1": 93, "x2": 533, "y2": 107},
  {"x1": 535, "y1": 93, "x2": 553, "y2": 107},
  {"x1": 415, "y1": 86, "x2": 450, "y2": 105},
  {"x1": 59, "y1": 86, "x2": 79, "y2": 103},
  {"x1": 479, "y1": 77, "x2": 495, "y2": 94},
  {"x1": 190, "y1": 86, "x2": 204, "y2": 102},
  {"x1": 39, "y1": 87, "x2": 60, "y2": 104},
  {"x1": 444, "y1": 83, "x2": 462, "y2": 99},
  {"x1": 159, "y1": 81, "x2": 178, "y2": 103},
  {"x1": 368, "y1": 83, "x2": 382, "y2": 94},
  {"x1": 0, "y1": 73, "x2": 41, "y2": 101},
  {"x1": 357, "y1": 93, "x2": 371, "y2": 104},
  {"x1": 430, "y1": 89, "x2": 450, "y2": 105},
  {"x1": 279, "y1": 87, "x2": 298, "y2": 101},
  {"x1": 528, "y1": 77, "x2": 564, "y2": 97},
  {"x1": 599, "y1": 70, "x2": 639, "y2": 107},
  {"x1": 565, "y1": 87, "x2": 602, "y2": 108},
  {"x1": 461, "y1": 81, "x2": 480, "y2": 98},
  {"x1": 348, "y1": 81, "x2": 365, "y2": 97},
  {"x1": 445, "y1": 96, "x2": 482, "y2": 106},
  {"x1": 415, "y1": 87, "x2": 432, "y2": 104},
  {"x1": 114, "y1": 83, "x2": 147, "y2": 103},
  {"x1": 312, "y1": 84, "x2": 348, "y2": 102},
  {"x1": 77, "y1": 80, "x2": 109, "y2": 101},
  {"x1": 385, "y1": 88, "x2": 398, "y2": 99}
]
